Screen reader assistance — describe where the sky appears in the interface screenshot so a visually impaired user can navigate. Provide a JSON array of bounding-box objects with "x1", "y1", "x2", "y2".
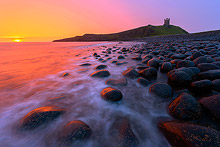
[{"x1": 0, "y1": 0, "x2": 220, "y2": 42}]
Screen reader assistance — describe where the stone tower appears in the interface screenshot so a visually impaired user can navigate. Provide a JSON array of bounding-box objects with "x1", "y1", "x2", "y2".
[{"x1": 164, "y1": 18, "x2": 170, "y2": 27}]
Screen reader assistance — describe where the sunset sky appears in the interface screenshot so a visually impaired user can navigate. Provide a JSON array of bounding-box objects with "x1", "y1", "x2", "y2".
[{"x1": 0, "y1": 0, "x2": 220, "y2": 42}]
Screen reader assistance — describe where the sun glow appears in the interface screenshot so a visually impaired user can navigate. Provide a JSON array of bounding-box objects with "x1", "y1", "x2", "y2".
[{"x1": 13, "y1": 39, "x2": 22, "y2": 42}]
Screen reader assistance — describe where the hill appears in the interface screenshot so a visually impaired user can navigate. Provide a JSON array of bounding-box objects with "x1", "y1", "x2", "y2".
[{"x1": 53, "y1": 25, "x2": 188, "y2": 42}]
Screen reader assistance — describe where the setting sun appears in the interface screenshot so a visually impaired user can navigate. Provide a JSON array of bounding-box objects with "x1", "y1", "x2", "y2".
[{"x1": 13, "y1": 39, "x2": 22, "y2": 42}]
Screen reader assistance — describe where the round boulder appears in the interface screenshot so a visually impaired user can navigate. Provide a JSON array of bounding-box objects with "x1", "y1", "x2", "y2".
[
  {"x1": 138, "y1": 67, "x2": 157, "y2": 79},
  {"x1": 197, "y1": 63, "x2": 220, "y2": 72},
  {"x1": 122, "y1": 67, "x2": 139, "y2": 79},
  {"x1": 168, "y1": 93, "x2": 202, "y2": 120},
  {"x1": 159, "y1": 121, "x2": 220, "y2": 147},
  {"x1": 212, "y1": 79, "x2": 220, "y2": 92},
  {"x1": 189, "y1": 80, "x2": 212, "y2": 93},
  {"x1": 147, "y1": 58, "x2": 160, "y2": 68},
  {"x1": 149, "y1": 83, "x2": 173, "y2": 98},
  {"x1": 137, "y1": 77, "x2": 150, "y2": 86},
  {"x1": 95, "y1": 65, "x2": 107, "y2": 70},
  {"x1": 59, "y1": 120, "x2": 91, "y2": 145},
  {"x1": 160, "y1": 62, "x2": 173, "y2": 73},
  {"x1": 198, "y1": 69, "x2": 220, "y2": 80},
  {"x1": 19, "y1": 106, "x2": 65, "y2": 130},
  {"x1": 101, "y1": 87, "x2": 123, "y2": 102},
  {"x1": 90, "y1": 70, "x2": 110, "y2": 78},
  {"x1": 109, "y1": 117, "x2": 139, "y2": 147},
  {"x1": 168, "y1": 71, "x2": 192, "y2": 87},
  {"x1": 199, "y1": 94, "x2": 220, "y2": 120}
]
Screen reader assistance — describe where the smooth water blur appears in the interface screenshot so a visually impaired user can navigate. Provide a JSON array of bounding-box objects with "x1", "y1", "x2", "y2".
[{"x1": 0, "y1": 42, "x2": 170, "y2": 147}]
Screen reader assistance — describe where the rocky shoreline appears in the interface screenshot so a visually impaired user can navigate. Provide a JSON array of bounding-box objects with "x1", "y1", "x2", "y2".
[{"x1": 17, "y1": 33, "x2": 220, "y2": 146}]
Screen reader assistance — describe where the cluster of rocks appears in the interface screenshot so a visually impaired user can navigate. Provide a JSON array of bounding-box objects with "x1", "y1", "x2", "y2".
[
  {"x1": 86, "y1": 39, "x2": 220, "y2": 146},
  {"x1": 21, "y1": 37, "x2": 220, "y2": 146}
]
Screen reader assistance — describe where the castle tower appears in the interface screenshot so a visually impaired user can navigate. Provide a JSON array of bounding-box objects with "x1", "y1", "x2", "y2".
[{"x1": 164, "y1": 18, "x2": 170, "y2": 27}]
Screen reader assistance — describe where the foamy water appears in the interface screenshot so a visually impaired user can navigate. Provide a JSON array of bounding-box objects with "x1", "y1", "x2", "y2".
[{"x1": 0, "y1": 42, "x2": 170, "y2": 147}]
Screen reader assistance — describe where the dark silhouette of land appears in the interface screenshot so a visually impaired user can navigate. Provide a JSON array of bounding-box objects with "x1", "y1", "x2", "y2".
[{"x1": 53, "y1": 25, "x2": 188, "y2": 42}]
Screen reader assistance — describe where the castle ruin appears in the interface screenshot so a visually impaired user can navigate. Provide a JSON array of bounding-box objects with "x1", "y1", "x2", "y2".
[{"x1": 164, "y1": 18, "x2": 170, "y2": 28}]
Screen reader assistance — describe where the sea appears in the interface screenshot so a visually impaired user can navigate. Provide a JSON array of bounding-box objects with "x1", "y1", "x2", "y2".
[{"x1": 0, "y1": 42, "x2": 170, "y2": 147}]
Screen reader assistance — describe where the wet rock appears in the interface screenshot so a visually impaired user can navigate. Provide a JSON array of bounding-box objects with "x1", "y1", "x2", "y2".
[
  {"x1": 199, "y1": 94, "x2": 220, "y2": 120},
  {"x1": 159, "y1": 121, "x2": 220, "y2": 147},
  {"x1": 19, "y1": 106, "x2": 64, "y2": 130},
  {"x1": 176, "y1": 60, "x2": 195, "y2": 68},
  {"x1": 101, "y1": 87, "x2": 123, "y2": 102},
  {"x1": 141, "y1": 57, "x2": 150, "y2": 64},
  {"x1": 111, "y1": 60, "x2": 118, "y2": 64},
  {"x1": 109, "y1": 117, "x2": 139, "y2": 147},
  {"x1": 198, "y1": 69, "x2": 220, "y2": 80},
  {"x1": 95, "y1": 65, "x2": 107, "y2": 70},
  {"x1": 160, "y1": 62, "x2": 173, "y2": 73},
  {"x1": 138, "y1": 67, "x2": 157, "y2": 79},
  {"x1": 137, "y1": 77, "x2": 150, "y2": 86},
  {"x1": 188, "y1": 67, "x2": 200, "y2": 74},
  {"x1": 197, "y1": 63, "x2": 220, "y2": 72},
  {"x1": 132, "y1": 56, "x2": 142, "y2": 61},
  {"x1": 168, "y1": 93, "x2": 202, "y2": 120},
  {"x1": 116, "y1": 61, "x2": 128, "y2": 65},
  {"x1": 80, "y1": 63, "x2": 91, "y2": 66},
  {"x1": 190, "y1": 51, "x2": 204, "y2": 60},
  {"x1": 171, "y1": 54, "x2": 186, "y2": 60},
  {"x1": 122, "y1": 67, "x2": 139, "y2": 79},
  {"x1": 59, "y1": 120, "x2": 91, "y2": 145},
  {"x1": 193, "y1": 56, "x2": 215, "y2": 66},
  {"x1": 212, "y1": 79, "x2": 220, "y2": 92},
  {"x1": 105, "y1": 78, "x2": 127, "y2": 86},
  {"x1": 93, "y1": 53, "x2": 98, "y2": 57},
  {"x1": 90, "y1": 70, "x2": 111, "y2": 78},
  {"x1": 149, "y1": 83, "x2": 173, "y2": 98},
  {"x1": 190, "y1": 80, "x2": 212, "y2": 93},
  {"x1": 168, "y1": 71, "x2": 192, "y2": 87},
  {"x1": 147, "y1": 58, "x2": 160, "y2": 68},
  {"x1": 118, "y1": 55, "x2": 125, "y2": 59},
  {"x1": 62, "y1": 72, "x2": 69, "y2": 77}
]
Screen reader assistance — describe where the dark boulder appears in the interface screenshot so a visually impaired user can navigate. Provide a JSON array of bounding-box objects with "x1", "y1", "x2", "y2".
[
  {"x1": 138, "y1": 67, "x2": 157, "y2": 79},
  {"x1": 62, "y1": 72, "x2": 69, "y2": 77},
  {"x1": 80, "y1": 63, "x2": 91, "y2": 66},
  {"x1": 19, "y1": 106, "x2": 64, "y2": 130},
  {"x1": 176, "y1": 60, "x2": 195, "y2": 68},
  {"x1": 105, "y1": 78, "x2": 127, "y2": 86},
  {"x1": 171, "y1": 54, "x2": 186, "y2": 60},
  {"x1": 168, "y1": 71, "x2": 192, "y2": 87},
  {"x1": 149, "y1": 83, "x2": 173, "y2": 98},
  {"x1": 189, "y1": 80, "x2": 212, "y2": 93},
  {"x1": 101, "y1": 87, "x2": 123, "y2": 102},
  {"x1": 168, "y1": 93, "x2": 202, "y2": 120},
  {"x1": 122, "y1": 67, "x2": 139, "y2": 79},
  {"x1": 58, "y1": 120, "x2": 91, "y2": 145},
  {"x1": 137, "y1": 77, "x2": 150, "y2": 86},
  {"x1": 199, "y1": 94, "x2": 220, "y2": 120},
  {"x1": 188, "y1": 67, "x2": 200, "y2": 74},
  {"x1": 160, "y1": 62, "x2": 173, "y2": 73},
  {"x1": 159, "y1": 121, "x2": 220, "y2": 147},
  {"x1": 90, "y1": 70, "x2": 110, "y2": 78},
  {"x1": 198, "y1": 69, "x2": 220, "y2": 80},
  {"x1": 190, "y1": 51, "x2": 204, "y2": 60},
  {"x1": 147, "y1": 58, "x2": 160, "y2": 68},
  {"x1": 197, "y1": 63, "x2": 220, "y2": 72},
  {"x1": 193, "y1": 56, "x2": 215, "y2": 66},
  {"x1": 95, "y1": 65, "x2": 107, "y2": 70},
  {"x1": 116, "y1": 61, "x2": 128, "y2": 65},
  {"x1": 118, "y1": 55, "x2": 125, "y2": 59},
  {"x1": 212, "y1": 79, "x2": 220, "y2": 92},
  {"x1": 109, "y1": 117, "x2": 139, "y2": 147},
  {"x1": 132, "y1": 56, "x2": 142, "y2": 61}
]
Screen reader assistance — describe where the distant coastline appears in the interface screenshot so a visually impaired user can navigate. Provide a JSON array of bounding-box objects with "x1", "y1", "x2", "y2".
[{"x1": 53, "y1": 24, "x2": 188, "y2": 42}]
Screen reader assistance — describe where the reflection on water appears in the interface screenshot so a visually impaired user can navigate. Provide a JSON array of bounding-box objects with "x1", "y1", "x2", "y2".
[{"x1": 0, "y1": 42, "x2": 170, "y2": 147}]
